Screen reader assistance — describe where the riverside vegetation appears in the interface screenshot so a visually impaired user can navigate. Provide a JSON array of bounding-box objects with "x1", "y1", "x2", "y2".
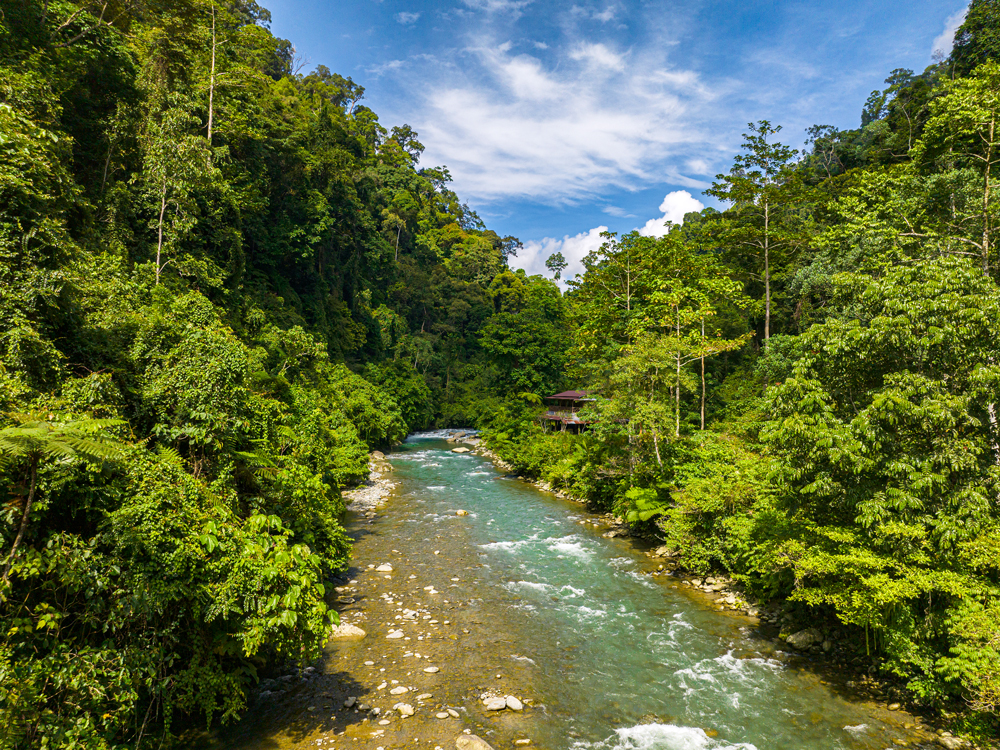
[{"x1": 1, "y1": 0, "x2": 1000, "y2": 747}]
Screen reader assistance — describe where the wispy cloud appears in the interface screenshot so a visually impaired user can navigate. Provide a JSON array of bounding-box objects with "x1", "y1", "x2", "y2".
[
  {"x1": 367, "y1": 59, "x2": 406, "y2": 76},
  {"x1": 932, "y1": 8, "x2": 967, "y2": 57},
  {"x1": 406, "y1": 39, "x2": 721, "y2": 202},
  {"x1": 461, "y1": 0, "x2": 534, "y2": 15},
  {"x1": 396, "y1": 11, "x2": 420, "y2": 24}
]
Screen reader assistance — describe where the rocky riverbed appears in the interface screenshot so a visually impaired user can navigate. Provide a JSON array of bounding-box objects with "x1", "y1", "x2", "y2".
[{"x1": 222, "y1": 434, "x2": 962, "y2": 750}]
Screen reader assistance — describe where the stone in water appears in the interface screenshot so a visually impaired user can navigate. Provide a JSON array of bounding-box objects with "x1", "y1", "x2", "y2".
[{"x1": 456, "y1": 736, "x2": 495, "y2": 750}]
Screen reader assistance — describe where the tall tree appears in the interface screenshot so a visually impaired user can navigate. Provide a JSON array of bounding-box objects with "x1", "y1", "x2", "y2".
[{"x1": 707, "y1": 121, "x2": 802, "y2": 344}]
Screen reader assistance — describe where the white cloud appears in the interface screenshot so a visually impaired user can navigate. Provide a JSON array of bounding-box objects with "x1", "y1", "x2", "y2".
[
  {"x1": 570, "y1": 4, "x2": 618, "y2": 23},
  {"x1": 568, "y1": 42, "x2": 625, "y2": 71},
  {"x1": 511, "y1": 226, "x2": 608, "y2": 281},
  {"x1": 396, "y1": 11, "x2": 420, "y2": 24},
  {"x1": 602, "y1": 205, "x2": 635, "y2": 217},
  {"x1": 461, "y1": 0, "x2": 533, "y2": 14},
  {"x1": 409, "y1": 41, "x2": 719, "y2": 202},
  {"x1": 932, "y1": 8, "x2": 967, "y2": 57},
  {"x1": 638, "y1": 190, "x2": 704, "y2": 237},
  {"x1": 514, "y1": 191, "x2": 703, "y2": 281},
  {"x1": 367, "y1": 59, "x2": 406, "y2": 76}
]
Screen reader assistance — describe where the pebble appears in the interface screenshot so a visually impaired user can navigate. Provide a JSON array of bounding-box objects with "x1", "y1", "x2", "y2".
[
  {"x1": 447, "y1": 708, "x2": 460, "y2": 718},
  {"x1": 379, "y1": 719, "x2": 390, "y2": 726},
  {"x1": 344, "y1": 697, "x2": 357, "y2": 708},
  {"x1": 396, "y1": 703, "x2": 415, "y2": 717},
  {"x1": 515, "y1": 741, "x2": 532, "y2": 746},
  {"x1": 364, "y1": 661, "x2": 375, "y2": 666},
  {"x1": 456, "y1": 510, "x2": 469, "y2": 516},
  {"x1": 390, "y1": 686, "x2": 409, "y2": 695},
  {"x1": 424, "y1": 666, "x2": 440, "y2": 673},
  {"x1": 387, "y1": 630, "x2": 404, "y2": 639},
  {"x1": 484, "y1": 697, "x2": 508, "y2": 711},
  {"x1": 436, "y1": 712, "x2": 450, "y2": 719},
  {"x1": 376, "y1": 564, "x2": 393, "y2": 572},
  {"x1": 505, "y1": 696, "x2": 523, "y2": 711}
]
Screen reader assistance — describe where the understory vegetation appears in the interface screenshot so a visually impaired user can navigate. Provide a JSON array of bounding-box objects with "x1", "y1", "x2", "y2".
[{"x1": 3, "y1": 0, "x2": 1000, "y2": 745}]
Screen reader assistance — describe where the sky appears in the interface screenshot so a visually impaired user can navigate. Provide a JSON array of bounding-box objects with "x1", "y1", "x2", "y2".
[{"x1": 262, "y1": 0, "x2": 970, "y2": 281}]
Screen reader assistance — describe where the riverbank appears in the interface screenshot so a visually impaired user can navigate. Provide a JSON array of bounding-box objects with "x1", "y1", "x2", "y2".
[
  {"x1": 226, "y1": 435, "x2": 957, "y2": 750},
  {"x1": 457, "y1": 433, "x2": 979, "y2": 750}
]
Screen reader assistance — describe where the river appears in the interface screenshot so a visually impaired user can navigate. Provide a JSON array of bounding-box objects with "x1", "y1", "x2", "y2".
[{"x1": 223, "y1": 433, "x2": 937, "y2": 750}]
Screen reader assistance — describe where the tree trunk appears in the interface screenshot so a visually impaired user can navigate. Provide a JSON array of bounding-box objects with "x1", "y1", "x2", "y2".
[
  {"x1": 764, "y1": 200, "x2": 771, "y2": 343},
  {"x1": 675, "y1": 306, "x2": 681, "y2": 438},
  {"x1": 700, "y1": 317, "x2": 706, "y2": 430},
  {"x1": 207, "y1": 0, "x2": 216, "y2": 167},
  {"x1": 2, "y1": 458, "x2": 38, "y2": 584},
  {"x1": 988, "y1": 402, "x2": 1000, "y2": 467},
  {"x1": 156, "y1": 179, "x2": 167, "y2": 285},
  {"x1": 983, "y1": 116, "x2": 994, "y2": 276}
]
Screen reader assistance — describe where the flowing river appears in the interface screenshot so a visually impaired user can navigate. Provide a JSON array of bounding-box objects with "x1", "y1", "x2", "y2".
[{"x1": 225, "y1": 434, "x2": 936, "y2": 750}]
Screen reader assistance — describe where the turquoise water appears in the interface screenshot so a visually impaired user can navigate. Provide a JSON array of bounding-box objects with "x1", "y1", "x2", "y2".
[{"x1": 387, "y1": 434, "x2": 929, "y2": 750}]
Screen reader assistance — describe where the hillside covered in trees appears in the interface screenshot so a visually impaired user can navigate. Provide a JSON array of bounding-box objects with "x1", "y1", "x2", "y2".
[{"x1": 3, "y1": 0, "x2": 1000, "y2": 747}]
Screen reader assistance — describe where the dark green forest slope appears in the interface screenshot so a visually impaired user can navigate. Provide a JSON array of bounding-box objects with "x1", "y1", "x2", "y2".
[
  {"x1": 4, "y1": 0, "x2": 1000, "y2": 746},
  {"x1": 0, "y1": 1, "x2": 568, "y2": 746}
]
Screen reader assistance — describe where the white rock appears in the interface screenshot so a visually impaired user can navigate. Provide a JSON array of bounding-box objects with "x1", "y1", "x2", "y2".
[
  {"x1": 376, "y1": 564, "x2": 393, "y2": 573},
  {"x1": 447, "y1": 708, "x2": 460, "y2": 718},
  {"x1": 397, "y1": 703, "x2": 415, "y2": 717},
  {"x1": 386, "y1": 630, "x2": 405, "y2": 639},
  {"x1": 456, "y1": 510, "x2": 469, "y2": 516},
  {"x1": 329, "y1": 623, "x2": 366, "y2": 639},
  {"x1": 436, "y1": 712, "x2": 450, "y2": 719},
  {"x1": 416, "y1": 693, "x2": 433, "y2": 700},
  {"x1": 484, "y1": 697, "x2": 507, "y2": 711},
  {"x1": 456, "y1": 735, "x2": 495, "y2": 750},
  {"x1": 505, "y1": 696, "x2": 523, "y2": 711},
  {"x1": 390, "y1": 686, "x2": 409, "y2": 695},
  {"x1": 452, "y1": 447, "x2": 470, "y2": 453}
]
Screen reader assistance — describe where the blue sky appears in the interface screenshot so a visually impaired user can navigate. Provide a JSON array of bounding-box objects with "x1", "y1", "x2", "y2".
[{"x1": 263, "y1": 0, "x2": 969, "y2": 279}]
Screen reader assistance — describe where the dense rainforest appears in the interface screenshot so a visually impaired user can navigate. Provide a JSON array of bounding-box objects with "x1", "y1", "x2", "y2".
[{"x1": 2, "y1": 0, "x2": 1000, "y2": 746}]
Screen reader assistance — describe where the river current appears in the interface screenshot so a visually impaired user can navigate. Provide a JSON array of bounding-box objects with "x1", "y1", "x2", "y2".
[
  {"x1": 377, "y1": 434, "x2": 923, "y2": 750},
  {"x1": 226, "y1": 433, "x2": 933, "y2": 750}
]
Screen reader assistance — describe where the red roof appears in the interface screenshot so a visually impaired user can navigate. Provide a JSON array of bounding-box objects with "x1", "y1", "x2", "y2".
[{"x1": 547, "y1": 390, "x2": 592, "y2": 401}]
